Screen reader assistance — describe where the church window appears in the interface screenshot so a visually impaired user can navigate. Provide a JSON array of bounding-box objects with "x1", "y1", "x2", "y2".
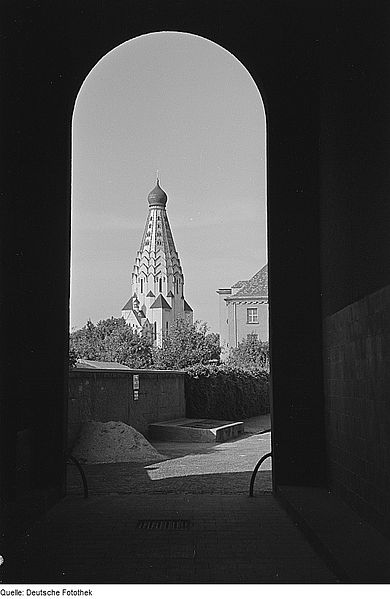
[
  {"x1": 166, "y1": 321, "x2": 169, "y2": 335},
  {"x1": 153, "y1": 322, "x2": 157, "y2": 341},
  {"x1": 247, "y1": 308, "x2": 258, "y2": 324},
  {"x1": 140, "y1": 279, "x2": 144, "y2": 293},
  {"x1": 159, "y1": 279, "x2": 162, "y2": 293}
]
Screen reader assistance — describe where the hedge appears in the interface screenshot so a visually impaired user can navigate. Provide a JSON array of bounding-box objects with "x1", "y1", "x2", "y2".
[{"x1": 184, "y1": 364, "x2": 269, "y2": 420}]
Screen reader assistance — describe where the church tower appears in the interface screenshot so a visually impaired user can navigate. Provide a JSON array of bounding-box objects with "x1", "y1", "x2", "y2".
[{"x1": 122, "y1": 178, "x2": 193, "y2": 346}]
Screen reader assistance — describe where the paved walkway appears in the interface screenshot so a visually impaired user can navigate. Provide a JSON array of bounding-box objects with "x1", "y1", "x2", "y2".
[
  {"x1": 67, "y1": 415, "x2": 272, "y2": 496},
  {"x1": 8, "y1": 415, "x2": 339, "y2": 583},
  {"x1": 11, "y1": 494, "x2": 337, "y2": 583}
]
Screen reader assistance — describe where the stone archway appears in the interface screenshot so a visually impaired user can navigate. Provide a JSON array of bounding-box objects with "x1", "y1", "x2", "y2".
[{"x1": 2, "y1": 2, "x2": 326, "y2": 522}]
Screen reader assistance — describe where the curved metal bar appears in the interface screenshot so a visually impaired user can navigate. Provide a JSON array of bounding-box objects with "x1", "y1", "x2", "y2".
[
  {"x1": 66, "y1": 454, "x2": 89, "y2": 499},
  {"x1": 249, "y1": 452, "x2": 272, "y2": 497}
]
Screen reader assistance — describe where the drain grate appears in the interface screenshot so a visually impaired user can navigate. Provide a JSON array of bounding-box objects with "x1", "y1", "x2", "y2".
[{"x1": 137, "y1": 519, "x2": 191, "y2": 531}]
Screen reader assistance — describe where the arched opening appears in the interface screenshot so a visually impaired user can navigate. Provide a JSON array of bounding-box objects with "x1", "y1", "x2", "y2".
[
  {"x1": 69, "y1": 32, "x2": 270, "y2": 496},
  {"x1": 11, "y1": 0, "x2": 387, "y2": 583}
]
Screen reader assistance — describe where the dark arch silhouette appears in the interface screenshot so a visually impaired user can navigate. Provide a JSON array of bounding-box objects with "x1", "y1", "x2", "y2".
[
  {"x1": 0, "y1": 1, "x2": 327, "y2": 511},
  {"x1": 2, "y1": 1, "x2": 390, "y2": 553}
]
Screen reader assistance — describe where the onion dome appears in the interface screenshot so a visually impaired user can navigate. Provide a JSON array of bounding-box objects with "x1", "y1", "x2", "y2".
[{"x1": 148, "y1": 178, "x2": 168, "y2": 207}]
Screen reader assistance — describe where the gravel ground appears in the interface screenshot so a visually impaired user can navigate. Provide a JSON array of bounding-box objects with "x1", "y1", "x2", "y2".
[
  {"x1": 67, "y1": 415, "x2": 272, "y2": 496},
  {"x1": 73, "y1": 420, "x2": 166, "y2": 463}
]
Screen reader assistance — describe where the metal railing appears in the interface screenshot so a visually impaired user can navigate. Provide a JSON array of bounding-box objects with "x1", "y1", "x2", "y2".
[
  {"x1": 249, "y1": 452, "x2": 272, "y2": 497},
  {"x1": 65, "y1": 451, "x2": 89, "y2": 499}
]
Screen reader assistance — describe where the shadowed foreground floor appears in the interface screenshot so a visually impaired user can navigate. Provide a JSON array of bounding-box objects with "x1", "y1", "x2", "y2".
[
  {"x1": 10, "y1": 494, "x2": 337, "y2": 583},
  {"x1": 7, "y1": 417, "x2": 338, "y2": 583}
]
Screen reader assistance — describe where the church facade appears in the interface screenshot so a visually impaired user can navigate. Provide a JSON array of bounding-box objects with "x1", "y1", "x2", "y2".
[
  {"x1": 217, "y1": 264, "x2": 268, "y2": 357},
  {"x1": 122, "y1": 179, "x2": 193, "y2": 346}
]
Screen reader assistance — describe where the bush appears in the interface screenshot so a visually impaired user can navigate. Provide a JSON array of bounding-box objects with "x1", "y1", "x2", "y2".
[
  {"x1": 69, "y1": 347, "x2": 78, "y2": 368},
  {"x1": 152, "y1": 317, "x2": 221, "y2": 369},
  {"x1": 226, "y1": 337, "x2": 269, "y2": 371},
  {"x1": 185, "y1": 364, "x2": 269, "y2": 420},
  {"x1": 70, "y1": 317, "x2": 153, "y2": 368}
]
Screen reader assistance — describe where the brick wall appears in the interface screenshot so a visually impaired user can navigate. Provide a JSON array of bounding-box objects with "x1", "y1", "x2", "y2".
[
  {"x1": 323, "y1": 284, "x2": 390, "y2": 533},
  {"x1": 68, "y1": 369, "x2": 185, "y2": 447}
]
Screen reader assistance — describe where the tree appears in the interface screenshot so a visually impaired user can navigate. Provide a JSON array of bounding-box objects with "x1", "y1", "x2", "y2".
[
  {"x1": 69, "y1": 317, "x2": 153, "y2": 368},
  {"x1": 226, "y1": 336, "x2": 269, "y2": 371},
  {"x1": 152, "y1": 316, "x2": 221, "y2": 370},
  {"x1": 69, "y1": 347, "x2": 78, "y2": 368}
]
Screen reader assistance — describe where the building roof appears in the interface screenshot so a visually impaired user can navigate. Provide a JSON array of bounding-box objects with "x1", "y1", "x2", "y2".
[
  {"x1": 134, "y1": 310, "x2": 146, "y2": 324},
  {"x1": 148, "y1": 178, "x2": 168, "y2": 207},
  {"x1": 184, "y1": 299, "x2": 193, "y2": 312},
  {"x1": 232, "y1": 280, "x2": 248, "y2": 289},
  {"x1": 232, "y1": 264, "x2": 268, "y2": 298},
  {"x1": 122, "y1": 298, "x2": 133, "y2": 310},
  {"x1": 150, "y1": 294, "x2": 172, "y2": 310},
  {"x1": 132, "y1": 181, "x2": 184, "y2": 299},
  {"x1": 146, "y1": 290, "x2": 155, "y2": 297}
]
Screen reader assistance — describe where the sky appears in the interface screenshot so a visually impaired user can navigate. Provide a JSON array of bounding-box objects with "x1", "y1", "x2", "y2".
[{"x1": 71, "y1": 32, "x2": 267, "y2": 334}]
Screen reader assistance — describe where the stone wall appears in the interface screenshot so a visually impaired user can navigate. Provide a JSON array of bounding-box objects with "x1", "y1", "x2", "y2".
[
  {"x1": 323, "y1": 284, "x2": 390, "y2": 533},
  {"x1": 68, "y1": 369, "x2": 185, "y2": 447}
]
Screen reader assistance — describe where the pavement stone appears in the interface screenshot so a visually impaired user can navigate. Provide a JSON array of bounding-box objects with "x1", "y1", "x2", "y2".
[
  {"x1": 6, "y1": 416, "x2": 338, "y2": 584},
  {"x1": 9, "y1": 494, "x2": 337, "y2": 584},
  {"x1": 67, "y1": 421, "x2": 272, "y2": 496}
]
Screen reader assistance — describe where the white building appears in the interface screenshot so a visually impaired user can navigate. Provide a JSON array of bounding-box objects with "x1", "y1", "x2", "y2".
[
  {"x1": 122, "y1": 179, "x2": 193, "y2": 346},
  {"x1": 217, "y1": 264, "x2": 268, "y2": 358}
]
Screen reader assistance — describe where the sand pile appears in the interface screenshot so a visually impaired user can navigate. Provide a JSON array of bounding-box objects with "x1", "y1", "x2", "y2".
[{"x1": 72, "y1": 421, "x2": 165, "y2": 464}]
